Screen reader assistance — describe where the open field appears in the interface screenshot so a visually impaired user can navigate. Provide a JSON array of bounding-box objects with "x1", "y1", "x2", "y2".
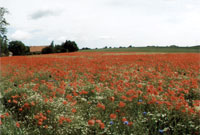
[
  {"x1": 0, "y1": 52, "x2": 200, "y2": 135},
  {"x1": 81, "y1": 47, "x2": 200, "y2": 53}
]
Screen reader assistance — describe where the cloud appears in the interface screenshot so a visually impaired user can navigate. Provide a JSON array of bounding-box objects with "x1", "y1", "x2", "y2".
[
  {"x1": 99, "y1": 36, "x2": 114, "y2": 40},
  {"x1": 30, "y1": 9, "x2": 61, "y2": 19},
  {"x1": 3, "y1": 0, "x2": 200, "y2": 47},
  {"x1": 10, "y1": 30, "x2": 31, "y2": 40}
]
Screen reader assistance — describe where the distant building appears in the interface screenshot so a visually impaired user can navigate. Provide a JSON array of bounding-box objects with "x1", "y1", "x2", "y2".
[
  {"x1": 9, "y1": 52, "x2": 13, "y2": 56},
  {"x1": 30, "y1": 46, "x2": 48, "y2": 53}
]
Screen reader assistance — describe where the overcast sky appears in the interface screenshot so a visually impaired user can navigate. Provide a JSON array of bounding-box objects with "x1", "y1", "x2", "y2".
[{"x1": 1, "y1": 0, "x2": 200, "y2": 48}]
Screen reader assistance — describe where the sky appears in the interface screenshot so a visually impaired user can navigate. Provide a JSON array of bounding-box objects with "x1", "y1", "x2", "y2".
[{"x1": 1, "y1": 0, "x2": 200, "y2": 48}]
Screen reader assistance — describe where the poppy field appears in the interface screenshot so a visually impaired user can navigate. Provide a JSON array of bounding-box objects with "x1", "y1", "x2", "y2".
[{"x1": 0, "y1": 52, "x2": 199, "y2": 135}]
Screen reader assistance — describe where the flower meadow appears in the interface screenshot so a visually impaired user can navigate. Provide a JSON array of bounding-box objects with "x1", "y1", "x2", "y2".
[{"x1": 0, "y1": 52, "x2": 199, "y2": 135}]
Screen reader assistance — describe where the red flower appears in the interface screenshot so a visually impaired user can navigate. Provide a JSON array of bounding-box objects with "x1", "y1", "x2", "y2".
[
  {"x1": 19, "y1": 108, "x2": 23, "y2": 111},
  {"x1": 88, "y1": 120, "x2": 95, "y2": 126},
  {"x1": 5, "y1": 112, "x2": 9, "y2": 117},
  {"x1": 23, "y1": 103, "x2": 30, "y2": 108},
  {"x1": 38, "y1": 121, "x2": 43, "y2": 126},
  {"x1": 110, "y1": 113, "x2": 117, "y2": 119},
  {"x1": 47, "y1": 110, "x2": 51, "y2": 114},
  {"x1": 97, "y1": 103, "x2": 105, "y2": 110},
  {"x1": 128, "y1": 122, "x2": 133, "y2": 126},
  {"x1": 16, "y1": 122, "x2": 20, "y2": 128},
  {"x1": 65, "y1": 118, "x2": 72, "y2": 123},
  {"x1": 0, "y1": 115, "x2": 5, "y2": 119},
  {"x1": 110, "y1": 96, "x2": 115, "y2": 102},
  {"x1": 96, "y1": 120, "x2": 102, "y2": 124},
  {"x1": 63, "y1": 100, "x2": 68, "y2": 105},
  {"x1": 31, "y1": 101, "x2": 35, "y2": 106},
  {"x1": 122, "y1": 117, "x2": 127, "y2": 122},
  {"x1": 13, "y1": 100, "x2": 18, "y2": 104},
  {"x1": 100, "y1": 122, "x2": 105, "y2": 129},
  {"x1": 66, "y1": 94, "x2": 73, "y2": 101},
  {"x1": 119, "y1": 101, "x2": 126, "y2": 108},
  {"x1": 71, "y1": 108, "x2": 77, "y2": 113},
  {"x1": 44, "y1": 125, "x2": 48, "y2": 129},
  {"x1": 71, "y1": 100, "x2": 77, "y2": 106}
]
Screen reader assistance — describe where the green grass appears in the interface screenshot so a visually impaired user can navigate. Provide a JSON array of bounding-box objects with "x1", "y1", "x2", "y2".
[{"x1": 80, "y1": 47, "x2": 200, "y2": 53}]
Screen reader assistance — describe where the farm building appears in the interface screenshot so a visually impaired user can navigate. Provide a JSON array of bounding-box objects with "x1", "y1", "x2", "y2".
[{"x1": 29, "y1": 46, "x2": 48, "y2": 53}]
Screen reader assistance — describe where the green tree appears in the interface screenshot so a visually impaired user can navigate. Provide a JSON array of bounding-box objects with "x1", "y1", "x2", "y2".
[
  {"x1": 61, "y1": 40, "x2": 79, "y2": 52},
  {"x1": 0, "y1": 7, "x2": 9, "y2": 56},
  {"x1": 50, "y1": 40, "x2": 54, "y2": 47},
  {"x1": 0, "y1": 36, "x2": 9, "y2": 56},
  {"x1": 41, "y1": 41, "x2": 55, "y2": 54},
  {"x1": 41, "y1": 46, "x2": 54, "y2": 54},
  {"x1": 54, "y1": 45, "x2": 65, "y2": 53},
  {"x1": 8, "y1": 41, "x2": 30, "y2": 56}
]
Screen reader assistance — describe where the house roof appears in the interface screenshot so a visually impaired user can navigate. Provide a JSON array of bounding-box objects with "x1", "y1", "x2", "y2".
[{"x1": 30, "y1": 46, "x2": 48, "y2": 52}]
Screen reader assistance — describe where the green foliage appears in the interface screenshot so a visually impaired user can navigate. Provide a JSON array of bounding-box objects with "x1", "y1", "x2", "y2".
[
  {"x1": 41, "y1": 46, "x2": 54, "y2": 54},
  {"x1": 0, "y1": 36, "x2": 9, "y2": 56},
  {"x1": 81, "y1": 46, "x2": 200, "y2": 53},
  {"x1": 42, "y1": 40, "x2": 79, "y2": 54},
  {"x1": 81, "y1": 47, "x2": 91, "y2": 50},
  {"x1": 54, "y1": 45, "x2": 65, "y2": 53},
  {"x1": 8, "y1": 41, "x2": 30, "y2": 56},
  {"x1": 61, "y1": 40, "x2": 79, "y2": 52}
]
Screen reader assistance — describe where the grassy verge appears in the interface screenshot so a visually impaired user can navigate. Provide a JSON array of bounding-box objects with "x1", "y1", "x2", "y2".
[{"x1": 80, "y1": 47, "x2": 200, "y2": 53}]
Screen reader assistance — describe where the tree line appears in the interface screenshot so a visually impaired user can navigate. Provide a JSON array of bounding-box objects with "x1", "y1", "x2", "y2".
[
  {"x1": 0, "y1": 7, "x2": 79, "y2": 56},
  {"x1": 1, "y1": 40, "x2": 79, "y2": 56},
  {"x1": 41, "y1": 40, "x2": 79, "y2": 54}
]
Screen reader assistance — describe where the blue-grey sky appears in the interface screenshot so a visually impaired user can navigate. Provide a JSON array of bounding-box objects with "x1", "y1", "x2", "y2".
[{"x1": 1, "y1": 0, "x2": 200, "y2": 48}]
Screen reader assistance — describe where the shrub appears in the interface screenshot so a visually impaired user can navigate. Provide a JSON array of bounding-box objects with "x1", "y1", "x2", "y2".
[
  {"x1": 41, "y1": 46, "x2": 54, "y2": 54},
  {"x1": 8, "y1": 40, "x2": 30, "y2": 56},
  {"x1": 61, "y1": 40, "x2": 79, "y2": 52}
]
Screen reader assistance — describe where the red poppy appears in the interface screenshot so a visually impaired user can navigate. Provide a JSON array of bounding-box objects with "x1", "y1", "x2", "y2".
[
  {"x1": 63, "y1": 100, "x2": 68, "y2": 105},
  {"x1": 100, "y1": 122, "x2": 105, "y2": 129},
  {"x1": 96, "y1": 120, "x2": 102, "y2": 124},
  {"x1": 97, "y1": 103, "x2": 105, "y2": 110},
  {"x1": 119, "y1": 101, "x2": 126, "y2": 108},
  {"x1": 122, "y1": 118, "x2": 127, "y2": 122},
  {"x1": 110, "y1": 113, "x2": 117, "y2": 119},
  {"x1": 5, "y1": 112, "x2": 9, "y2": 117},
  {"x1": 16, "y1": 122, "x2": 20, "y2": 128},
  {"x1": 88, "y1": 120, "x2": 95, "y2": 126},
  {"x1": 72, "y1": 108, "x2": 77, "y2": 113},
  {"x1": 110, "y1": 96, "x2": 115, "y2": 102},
  {"x1": 0, "y1": 115, "x2": 5, "y2": 119},
  {"x1": 31, "y1": 101, "x2": 35, "y2": 106},
  {"x1": 65, "y1": 118, "x2": 72, "y2": 123}
]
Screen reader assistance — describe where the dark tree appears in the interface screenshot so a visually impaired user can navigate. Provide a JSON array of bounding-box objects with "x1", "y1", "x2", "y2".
[
  {"x1": 170, "y1": 45, "x2": 179, "y2": 48},
  {"x1": 41, "y1": 46, "x2": 54, "y2": 54},
  {"x1": 8, "y1": 41, "x2": 29, "y2": 56},
  {"x1": 81, "y1": 47, "x2": 91, "y2": 50},
  {"x1": 54, "y1": 45, "x2": 63, "y2": 53},
  {"x1": 61, "y1": 40, "x2": 79, "y2": 52},
  {"x1": 0, "y1": 36, "x2": 9, "y2": 56},
  {"x1": 50, "y1": 41, "x2": 54, "y2": 47},
  {"x1": 41, "y1": 41, "x2": 56, "y2": 54}
]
